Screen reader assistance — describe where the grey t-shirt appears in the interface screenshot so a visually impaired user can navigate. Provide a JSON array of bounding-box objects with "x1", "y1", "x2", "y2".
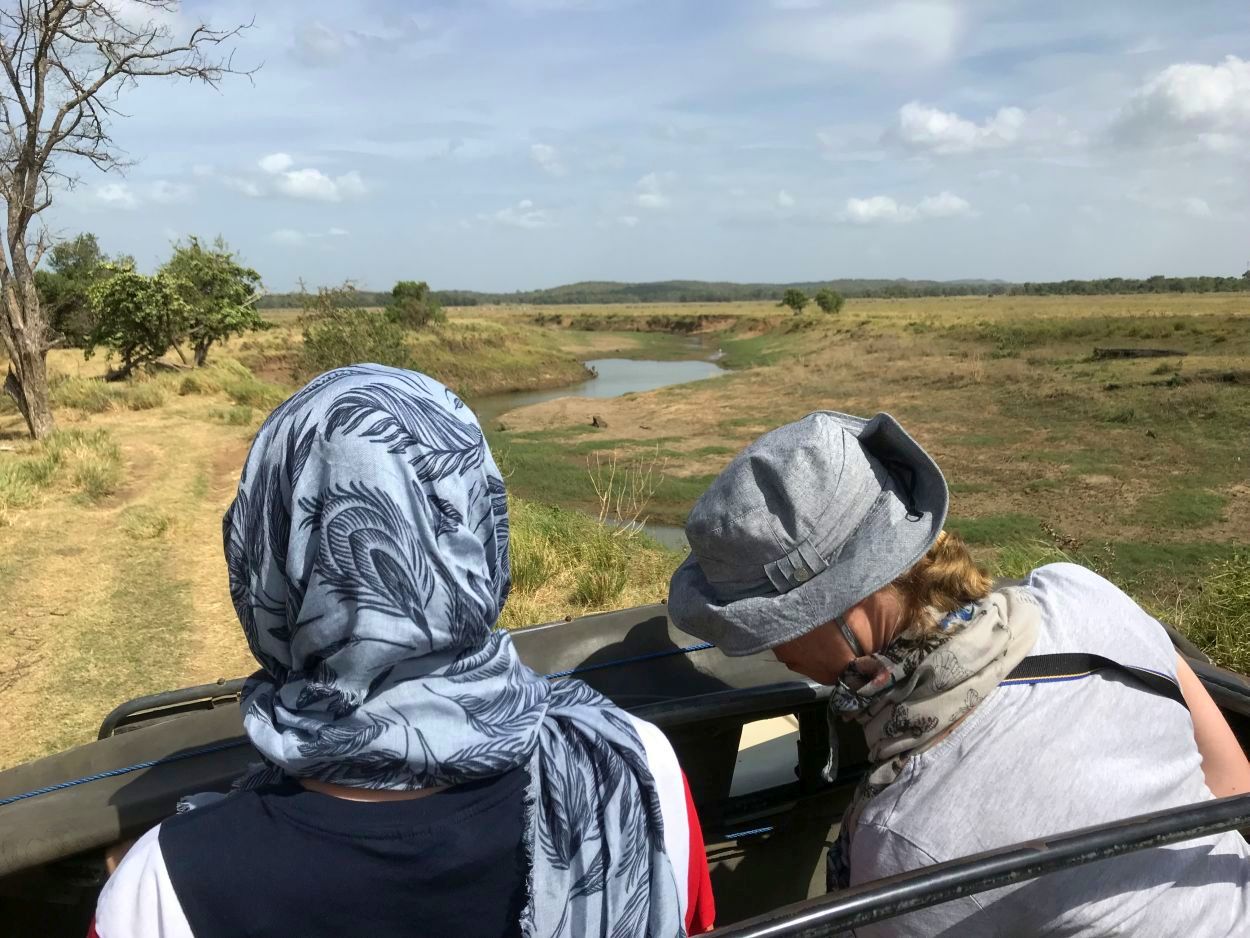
[{"x1": 850, "y1": 562, "x2": 1250, "y2": 937}]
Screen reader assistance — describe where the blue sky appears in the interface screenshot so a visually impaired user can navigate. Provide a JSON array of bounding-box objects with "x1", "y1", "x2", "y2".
[{"x1": 46, "y1": 0, "x2": 1250, "y2": 291}]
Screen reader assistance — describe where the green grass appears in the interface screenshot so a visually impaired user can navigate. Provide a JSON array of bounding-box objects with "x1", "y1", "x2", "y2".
[
  {"x1": 209, "y1": 405, "x2": 255, "y2": 426},
  {"x1": 180, "y1": 358, "x2": 288, "y2": 410},
  {"x1": 120, "y1": 505, "x2": 174, "y2": 540},
  {"x1": 1133, "y1": 489, "x2": 1227, "y2": 529},
  {"x1": 1173, "y1": 554, "x2": 1250, "y2": 674},
  {"x1": 500, "y1": 498, "x2": 680, "y2": 629},
  {"x1": 0, "y1": 428, "x2": 123, "y2": 509},
  {"x1": 949, "y1": 513, "x2": 1043, "y2": 545}
]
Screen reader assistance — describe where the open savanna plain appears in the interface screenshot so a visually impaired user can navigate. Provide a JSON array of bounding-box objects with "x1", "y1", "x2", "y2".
[{"x1": 2, "y1": 294, "x2": 1249, "y2": 768}]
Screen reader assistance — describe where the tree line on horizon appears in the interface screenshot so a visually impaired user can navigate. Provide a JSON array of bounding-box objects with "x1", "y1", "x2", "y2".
[{"x1": 256, "y1": 272, "x2": 1250, "y2": 309}]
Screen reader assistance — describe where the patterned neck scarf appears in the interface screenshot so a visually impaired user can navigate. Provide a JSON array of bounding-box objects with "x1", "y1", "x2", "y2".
[
  {"x1": 224, "y1": 365, "x2": 683, "y2": 938},
  {"x1": 826, "y1": 587, "x2": 1040, "y2": 890}
]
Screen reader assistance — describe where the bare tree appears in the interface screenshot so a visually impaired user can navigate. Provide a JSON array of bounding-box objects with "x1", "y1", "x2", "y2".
[{"x1": 0, "y1": 1, "x2": 250, "y2": 438}]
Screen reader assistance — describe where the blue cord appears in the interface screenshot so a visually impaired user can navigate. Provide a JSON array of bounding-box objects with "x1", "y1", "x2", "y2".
[
  {"x1": 0, "y1": 640, "x2": 718, "y2": 809},
  {"x1": 0, "y1": 740, "x2": 251, "y2": 809}
]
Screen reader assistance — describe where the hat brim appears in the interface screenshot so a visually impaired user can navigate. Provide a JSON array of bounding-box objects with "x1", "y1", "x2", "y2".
[{"x1": 667, "y1": 412, "x2": 948, "y2": 657}]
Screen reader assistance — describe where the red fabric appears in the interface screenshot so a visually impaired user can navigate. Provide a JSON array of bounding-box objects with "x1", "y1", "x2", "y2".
[
  {"x1": 86, "y1": 919, "x2": 100, "y2": 938},
  {"x1": 682, "y1": 772, "x2": 716, "y2": 934}
]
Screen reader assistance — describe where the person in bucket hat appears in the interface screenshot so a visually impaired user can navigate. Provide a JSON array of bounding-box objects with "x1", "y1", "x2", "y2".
[{"x1": 669, "y1": 410, "x2": 1250, "y2": 937}]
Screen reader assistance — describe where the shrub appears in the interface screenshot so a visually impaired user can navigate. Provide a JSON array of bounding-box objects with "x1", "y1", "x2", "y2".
[
  {"x1": 299, "y1": 308, "x2": 415, "y2": 378},
  {"x1": 386, "y1": 280, "x2": 445, "y2": 329}
]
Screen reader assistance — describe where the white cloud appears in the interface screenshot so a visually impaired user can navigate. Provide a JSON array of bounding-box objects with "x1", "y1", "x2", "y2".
[
  {"x1": 760, "y1": 2, "x2": 961, "y2": 70},
  {"x1": 530, "y1": 143, "x2": 567, "y2": 176},
  {"x1": 1182, "y1": 197, "x2": 1212, "y2": 218},
  {"x1": 95, "y1": 182, "x2": 138, "y2": 210},
  {"x1": 617, "y1": 215, "x2": 640, "y2": 227},
  {"x1": 893, "y1": 102, "x2": 1026, "y2": 154},
  {"x1": 635, "y1": 172, "x2": 672, "y2": 210},
  {"x1": 327, "y1": 226, "x2": 350, "y2": 236},
  {"x1": 259, "y1": 152, "x2": 295, "y2": 174},
  {"x1": 1113, "y1": 55, "x2": 1250, "y2": 147},
  {"x1": 275, "y1": 167, "x2": 366, "y2": 202},
  {"x1": 777, "y1": 189, "x2": 796, "y2": 208},
  {"x1": 255, "y1": 152, "x2": 365, "y2": 202},
  {"x1": 485, "y1": 199, "x2": 553, "y2": 229},
  {"x1": 916, "y1": 191, "x2": 973, "y2": 218},
  {"x1": 841, "y1": 191, "x2": 973, "y2": 224}
]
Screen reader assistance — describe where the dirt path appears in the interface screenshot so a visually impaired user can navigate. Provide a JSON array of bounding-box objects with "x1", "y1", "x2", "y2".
[{"x1": 0, "y1": 401, "x2": 255, "y2": 769}]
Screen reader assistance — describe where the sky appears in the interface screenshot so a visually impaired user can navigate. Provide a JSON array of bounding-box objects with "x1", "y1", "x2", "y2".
[{"x1": 43, "y1": 0, "x2": 1250, "y2": 292}]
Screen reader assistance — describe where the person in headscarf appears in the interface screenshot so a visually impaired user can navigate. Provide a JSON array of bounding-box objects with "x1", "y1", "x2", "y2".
[
  {"x1": 92, "y1": 365, "x2": 715, "y2": 938},
  {"x1": 667, "y1": 410, "x2": 1250, "y2": 937}
]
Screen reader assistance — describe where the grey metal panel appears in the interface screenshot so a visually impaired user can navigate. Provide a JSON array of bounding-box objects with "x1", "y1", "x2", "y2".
[{"x1": 0, "y1": 604, "x2": 799, "y2": 878}]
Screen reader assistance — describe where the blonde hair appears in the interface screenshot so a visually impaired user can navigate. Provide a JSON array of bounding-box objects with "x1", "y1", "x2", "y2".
[{"x1": 890, "y1": 530, "x2": 992, "y2": 634}]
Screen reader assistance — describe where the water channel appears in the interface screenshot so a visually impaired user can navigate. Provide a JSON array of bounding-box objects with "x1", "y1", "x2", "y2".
[
  {"x1": 471, "y1": 357, "x2": 725, "y2": 428},
  {"x1": 470, "y1": 354, "x2": 727, "y2": 551}
]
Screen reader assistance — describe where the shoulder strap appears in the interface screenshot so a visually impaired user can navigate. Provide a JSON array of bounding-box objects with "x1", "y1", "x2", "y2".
[{"x1": 1003, "y1": 653, "x2": 1187, "y2": 710}]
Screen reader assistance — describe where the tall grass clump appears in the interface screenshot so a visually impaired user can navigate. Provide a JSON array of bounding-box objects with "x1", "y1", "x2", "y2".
[
  {"x1": 499, "y1": 498, "x2": 680, "y2": 630},
  {"x1": 1174, "y1": 555, "x2": 1250, "y2": 674},
  {"x1": 52, "y1": 375, "x2": 168, "y2": 412},
  {"x1": 179, "y1": 358, "x2": 286, "y2": 411},
  {"x1": 0, "y1": 428, "x2": 123, "y2": 508}
]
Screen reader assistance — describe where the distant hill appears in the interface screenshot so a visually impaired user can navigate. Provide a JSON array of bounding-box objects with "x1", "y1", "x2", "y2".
[{"x1": 256, "y1": 275, "x2": 1249, "y2": 309}]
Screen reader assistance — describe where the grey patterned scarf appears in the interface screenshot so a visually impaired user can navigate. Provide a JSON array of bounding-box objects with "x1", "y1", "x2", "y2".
[
  {"x1": 826, "y1": 587, "x2": 1040, "y2": 889},
  {"x1": 223, "y1": 364, "x2": 683, "y2": 938}
]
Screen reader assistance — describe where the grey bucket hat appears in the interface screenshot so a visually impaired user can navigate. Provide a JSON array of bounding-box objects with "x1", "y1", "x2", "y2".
[{"x1": 667, "y1": 411, "x2": 948, "y2": 657}]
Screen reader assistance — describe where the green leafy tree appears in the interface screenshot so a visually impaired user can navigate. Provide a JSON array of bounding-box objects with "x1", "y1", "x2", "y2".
[
  {"x1": 386, "y1": 280, "x2": 446, "y2": 329},
  {"x1": 298, "y1": 282, "x2": 415, "y2": 379},
  {"x1": 779, "y1": 288, "x2": 809, "y2": 315},
  {"x1": 161, "y1": 236, "x2": 265, "y2": 366},
  {"x1": 35, "y1": 233, "x2": 111, "y2": 346},
  {"x1": 84, "y1": 266, "x2": 190, "y2": 380},
  {"x1": 814, "y1": 288, "x2": 845, "y2": 315}
]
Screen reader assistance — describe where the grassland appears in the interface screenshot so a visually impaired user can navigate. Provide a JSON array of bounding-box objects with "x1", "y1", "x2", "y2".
[
  {"x1": 484, "y1": 294, "x2": 1250, "y2": 633},
  {"x1": 0, "y1": 317, "x2": 680, "y2": 769},
  {"x1": 1, "y1": 293, "x2": 1248, "y2": 769}
]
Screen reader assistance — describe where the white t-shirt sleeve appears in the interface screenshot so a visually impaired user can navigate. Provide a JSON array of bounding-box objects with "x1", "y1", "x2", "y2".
[
  {"x1": 626, "y1": 713, "x2": 691, "y2": 918},
  {"x1": 94, "y1": 824, "x2": 194, "y2": 938}
]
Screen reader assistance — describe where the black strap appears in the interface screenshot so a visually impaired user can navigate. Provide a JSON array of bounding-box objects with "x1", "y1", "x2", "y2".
[{"x1": 1003, "y1": 653, "x2": 1187, "y2": 710}]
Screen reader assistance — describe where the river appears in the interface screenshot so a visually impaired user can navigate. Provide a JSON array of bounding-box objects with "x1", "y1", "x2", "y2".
[
  {"x1": 472, "y1": 356, "x2": 725, "y2": 428},
  {"x1": 471, "y1": 354, "x2": 727, "y2": 551}
]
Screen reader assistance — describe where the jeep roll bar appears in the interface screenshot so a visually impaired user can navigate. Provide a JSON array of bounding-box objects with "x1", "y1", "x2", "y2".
[{"x1": 707, "y1": 791, "x2": 1250, "y2": 937}]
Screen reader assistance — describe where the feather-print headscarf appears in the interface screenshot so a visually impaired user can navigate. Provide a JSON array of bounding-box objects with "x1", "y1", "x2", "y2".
[{"x1": 223, "y1": 364, "x2": 684, "y2": 938}]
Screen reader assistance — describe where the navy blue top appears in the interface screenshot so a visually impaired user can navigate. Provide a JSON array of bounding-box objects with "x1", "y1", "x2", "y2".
[{"x1": 159, "y1": 769, "x2": 528, "y2": 938}]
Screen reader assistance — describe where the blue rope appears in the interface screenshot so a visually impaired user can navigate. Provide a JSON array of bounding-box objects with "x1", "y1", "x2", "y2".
[
  {"x1": 0, "y1": 640, "x2": 718, "y2": 809},
  {"x1": 0, "y1": 740, "x2": 251, "y2": 809},
  {"x1": 724, "y1": 825, "x2": 774, "y2": 840}
]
